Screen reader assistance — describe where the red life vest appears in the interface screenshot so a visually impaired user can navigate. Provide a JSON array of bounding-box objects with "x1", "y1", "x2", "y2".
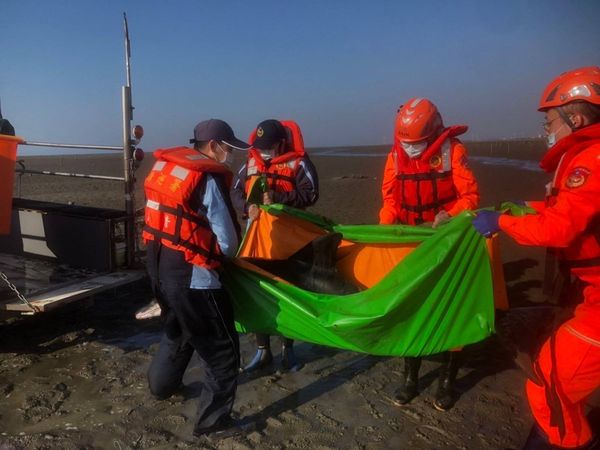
[
  {"x1": 244, "y1": 120, "x2": 305, "y2": 196},
  {"x1": 391, "y1": 126, "x2": 467, "y2": 225},
  {"x1": 142, "y1": 147, "x2": 233, "y2": 269}
]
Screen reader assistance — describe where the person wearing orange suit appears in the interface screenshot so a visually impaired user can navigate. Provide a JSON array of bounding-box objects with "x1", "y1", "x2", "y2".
[
  {"x1": 380, "y1": 98, "x2": 479, "y2": 227},
  {"x1": 232, "y1": 119, "x2": 319, "y2": 373},
  {"x1": 380, "y1": 98, "x2": 480, "y2": 411},
  {"x1": 473, "y1": 67, "x2": 600, "y2": 449}
]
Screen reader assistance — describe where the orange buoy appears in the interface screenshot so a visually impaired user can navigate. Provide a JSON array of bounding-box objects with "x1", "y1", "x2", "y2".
[{"x1": 0, "y1": 134, "x2": 22, "y2": 234}]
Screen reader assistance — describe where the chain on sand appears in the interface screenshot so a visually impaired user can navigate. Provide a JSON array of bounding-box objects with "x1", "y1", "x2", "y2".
[{"x1": 0, "y1": 271, "x2": 40, "y2": 313}]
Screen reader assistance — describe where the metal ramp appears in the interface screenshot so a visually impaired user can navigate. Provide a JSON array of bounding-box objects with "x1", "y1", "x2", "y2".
[
  {"x1": 0, "y1": 14, "x2": 147, "y2": 317},
  {"x1": 0, "y1": 254, "x2": 144, "y2": 314}
]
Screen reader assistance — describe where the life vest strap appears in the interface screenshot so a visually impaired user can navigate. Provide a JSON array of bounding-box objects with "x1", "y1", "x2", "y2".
[
  {"x1": 143, "y1": 225, "x2": 223, "y2": 262},
  {"x1": 564, "y1": 256, "x2": 600, "y2": 269},
  {"x1": 400, "y1": 195, "x2": 457, "y2": 213},
  {"x1": 150, "y1": 202, "x2": 211, "y2": 230},
  {"x1": 395, "y1": 171, "x2": 452, "y2": 181},
  {"x1": 264, "y1": 172, "x2": 296, "y2": 184}
]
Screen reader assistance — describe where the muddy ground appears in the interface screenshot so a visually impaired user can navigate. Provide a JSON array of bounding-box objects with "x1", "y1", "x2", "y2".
[{"x1": 1, "y1": 142, "x2": 596, "y2": 449}]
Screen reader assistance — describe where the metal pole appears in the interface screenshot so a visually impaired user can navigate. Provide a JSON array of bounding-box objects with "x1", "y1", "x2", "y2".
[
  {"x1": 21, "y1": 141, "x2": 122, "y2": 151},
  {"x1": 122, "y1": 13, "x2": 135, "y2": 267},
  {"x1": 122, "y1": 86, "x2": 134, "y2": 267},
  {"x1": 16, "y1": 168, "x2": 125, "y2": 181}
]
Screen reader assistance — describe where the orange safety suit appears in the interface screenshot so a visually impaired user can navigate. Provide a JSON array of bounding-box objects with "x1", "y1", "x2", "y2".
[
  {"x1": 143, "y1": 147, "x2": 232, "y2": 269},
  {"x1": 379, "y1": 125, "x2": 480, "y2": 225},
  {"x1": 499, "y1": 122, "x2": 600, "y2": 448}
]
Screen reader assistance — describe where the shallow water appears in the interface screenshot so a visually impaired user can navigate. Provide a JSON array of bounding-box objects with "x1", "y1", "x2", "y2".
[
  {"x1": 470, "y1": 156, "x2": 541, "y2": 172},
  {"x1": 311, "y1": 149, "x2": 542, "y2": 172}
]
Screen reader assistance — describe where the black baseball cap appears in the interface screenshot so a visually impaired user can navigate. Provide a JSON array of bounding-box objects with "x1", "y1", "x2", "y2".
[
  {"x1": 252, "y1": 119, "x2": 287, "y2": 150},
  {"x1": 189, "y1": 119, "x2": 249, "y2": 150}
]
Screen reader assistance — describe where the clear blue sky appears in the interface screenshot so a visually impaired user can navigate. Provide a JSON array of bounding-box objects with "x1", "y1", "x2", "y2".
[{"x1": 1, "y1": 0, "x2": 598, "y2": 155}]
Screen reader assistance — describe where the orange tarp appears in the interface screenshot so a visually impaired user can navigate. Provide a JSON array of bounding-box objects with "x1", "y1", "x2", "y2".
[{"x1": 238, "y1": 208, "x2": 509, "y2": 310}]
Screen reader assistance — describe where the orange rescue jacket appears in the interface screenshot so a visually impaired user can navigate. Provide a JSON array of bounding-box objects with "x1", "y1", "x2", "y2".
[
  {"x1": 379, "y1": 125, "x2": 480, "y2": 225},
  {"x1": 143, "y1": 147, "x2": 233, "y2": 269},
  {"x1": 499, "y1": 123, "x2": 600, "y2": 339}
]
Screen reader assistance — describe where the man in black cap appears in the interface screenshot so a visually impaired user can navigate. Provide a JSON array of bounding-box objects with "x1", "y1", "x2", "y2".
[
  {"x1": 232, "y1": 119, "x2": 319, "y2": 372},
  {"x1": 143, "y1": 119, "x2": 253, "y2": 438}
]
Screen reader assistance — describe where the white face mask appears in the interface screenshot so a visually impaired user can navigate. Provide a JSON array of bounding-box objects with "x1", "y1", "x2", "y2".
[
  {"x1": 260, "y1": 150, "x2": 275, "y2": 160},
  {"x1": 545, "y1": 123, "x2": 567, "y2": 148},
  {"x1": 401, "y1": 141, "x2": 428, "y2": 158},
  {"x1": 217, "y1": 143, "x2": 233, "y2": 167}
]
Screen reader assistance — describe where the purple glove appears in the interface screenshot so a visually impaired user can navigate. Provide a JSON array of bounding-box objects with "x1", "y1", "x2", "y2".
[{"x1": 472, "y1": 210, "x2": 501, "y2": 237}]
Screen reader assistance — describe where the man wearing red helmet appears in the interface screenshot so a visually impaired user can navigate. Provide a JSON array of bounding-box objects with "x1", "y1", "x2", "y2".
[
  {"x1": 379, "y1": 98, "x2": 480, "y2": 411},
  {"x1": 473, "y1": 67, "x2": 600, "y2": 449}
]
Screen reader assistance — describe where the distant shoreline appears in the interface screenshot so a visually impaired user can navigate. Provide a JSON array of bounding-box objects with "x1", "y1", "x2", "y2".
[{"x1": 17, "y1": 137, "x2": 546, "y2": 161}]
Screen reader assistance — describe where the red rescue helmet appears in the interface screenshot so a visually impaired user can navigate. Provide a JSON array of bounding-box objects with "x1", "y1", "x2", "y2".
[
  {"x1": 538, "y1": 66, "x2": 600, "y2": 111},
  {"x1": 395, "y1": 98, "x2": 444, "y2": 142}
]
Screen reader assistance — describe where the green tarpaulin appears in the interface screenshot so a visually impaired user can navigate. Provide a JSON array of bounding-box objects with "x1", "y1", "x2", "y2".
[{"x1": 225, "y1": 205, "x2": 496, "y2": 357}]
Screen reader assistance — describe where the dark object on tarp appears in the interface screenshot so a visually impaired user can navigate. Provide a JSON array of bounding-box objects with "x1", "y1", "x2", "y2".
[{"x1": 246, "y1": 232, "x2": 359, "y2": 295}]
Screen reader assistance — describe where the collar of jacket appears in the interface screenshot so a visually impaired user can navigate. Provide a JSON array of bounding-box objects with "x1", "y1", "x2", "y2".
[
  {"x1": 394, "y1": 125, "x2": 468, "y2": 165},
  {"x1": 540, "y1": 122, "x2": 600, "y2": 173}
]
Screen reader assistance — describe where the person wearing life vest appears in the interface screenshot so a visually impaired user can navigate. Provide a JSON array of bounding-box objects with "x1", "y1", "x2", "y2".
[
  {"x1": 380, "y1": 98, "x2": 480, "y2": 411},
  {"x1": 473, "y1": 67, "x2": 600, "y2": 449},
  {"x1": 232, "y1": 119, "x2": 319, "y2": 372},
  {"x1": 144, "y1": 119, "x2": 254, "y2": 439}
]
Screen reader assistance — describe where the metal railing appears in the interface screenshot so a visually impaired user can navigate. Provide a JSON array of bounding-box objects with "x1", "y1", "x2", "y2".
[{"x1": 11, "y1": 13, "x2": 139, "y2": 268}]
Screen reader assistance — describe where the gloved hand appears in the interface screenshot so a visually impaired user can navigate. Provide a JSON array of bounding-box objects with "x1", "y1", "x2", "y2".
[
  {"x1": 497, "y1": 201, "x2": 535, "y2": 217},
  {"x1": 472, "y1": 210, "x2": 501, "y2": 237}
]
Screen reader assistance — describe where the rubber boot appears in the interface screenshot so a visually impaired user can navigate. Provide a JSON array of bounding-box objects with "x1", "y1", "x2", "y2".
[
  {"x1": 393, "y1": 357, "x2": 421, "y2": 405},
  {"x1": 281, "y1": 342, "x2": 302, "y2": 372},
  {"x1": 433, "y1": 351, "x2": 460, "y2": 411},
  {"x1": 242, "y1": 346, "x2": 273, "y2": 372}
]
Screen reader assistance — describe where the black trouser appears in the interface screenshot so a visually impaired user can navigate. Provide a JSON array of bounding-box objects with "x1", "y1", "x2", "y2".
[
  {"x1": 255, "y1": 333, "x2": 293, "y2": 348},
  {"x1": 146, "y1": 242, "x2": 240, "y2": 430}
]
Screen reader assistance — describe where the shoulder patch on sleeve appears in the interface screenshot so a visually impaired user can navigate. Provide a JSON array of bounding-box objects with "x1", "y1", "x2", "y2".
[{"x1": 565, "y1": 167, "x2": 591, "y2": 189}]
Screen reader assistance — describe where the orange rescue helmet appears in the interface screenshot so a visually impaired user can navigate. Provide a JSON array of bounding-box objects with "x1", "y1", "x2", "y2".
[
  {"x1": 538, "y1": 66, "x2": 600, "y2": 111},
  {"x1": 395, "y1": 98, "x2": 444, "y2": 143}
]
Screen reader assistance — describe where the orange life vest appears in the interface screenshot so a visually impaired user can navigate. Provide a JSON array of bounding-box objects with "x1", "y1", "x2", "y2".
[
  {"x1": 391, "y1": 127, "x2": 467, "y2": 225},
  {"x1": 142, "y1": 146, "x2": 232, "y2": 269},
  {"x1": 244, "y1": 120, "x2": 305, "y2": 196}
]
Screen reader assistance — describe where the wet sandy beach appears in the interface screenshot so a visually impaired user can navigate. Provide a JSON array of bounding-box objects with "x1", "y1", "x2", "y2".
[{"x1": 2, "y1": 141, "x2": 596, "y2": 449}]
